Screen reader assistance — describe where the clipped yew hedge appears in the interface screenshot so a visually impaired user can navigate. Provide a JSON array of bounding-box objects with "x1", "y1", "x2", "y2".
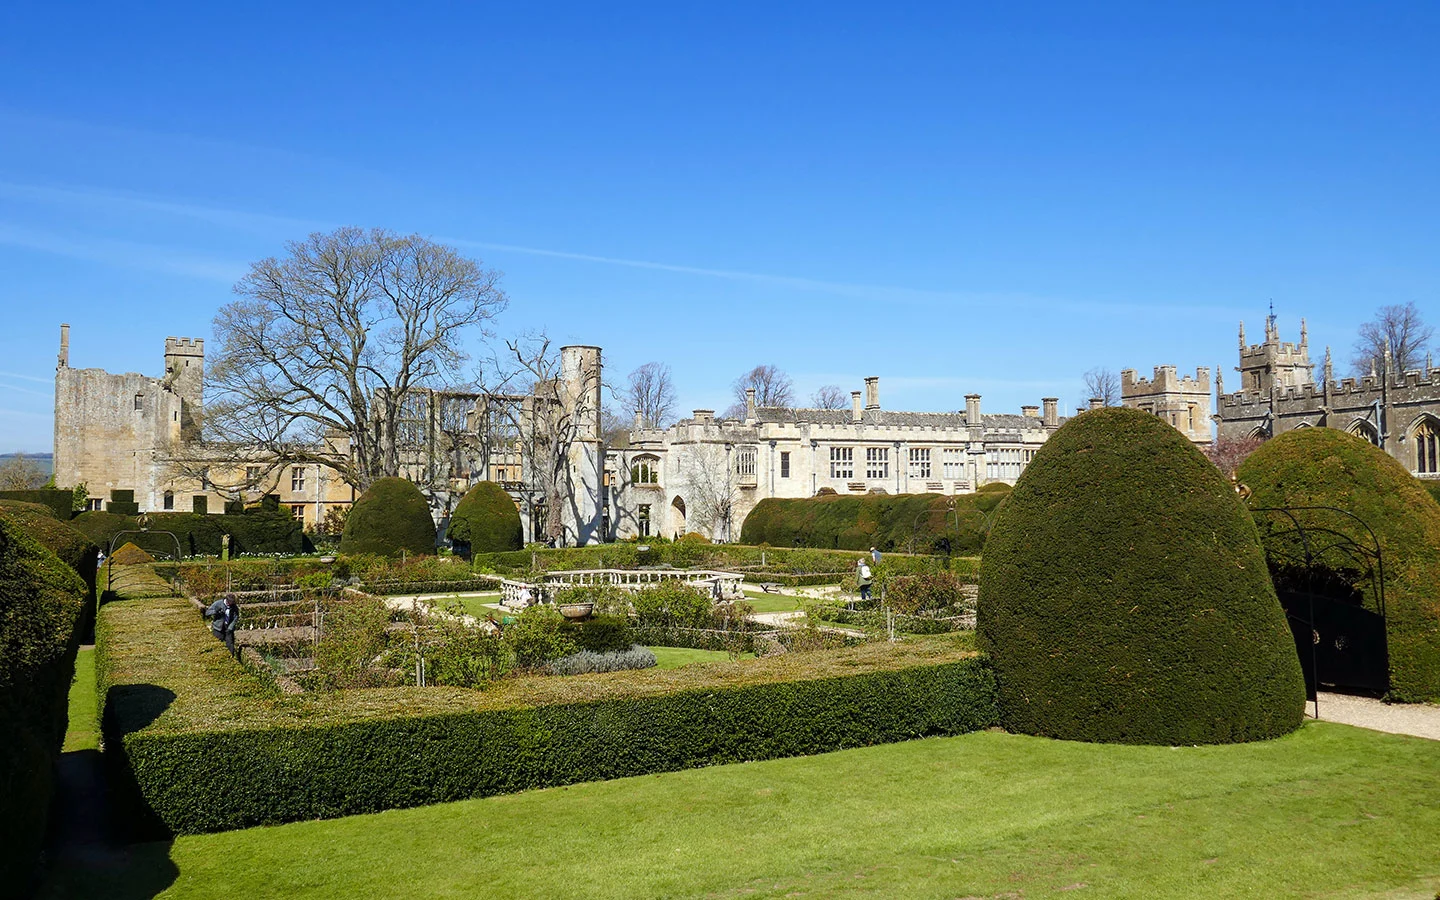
[
  {"x1": 340, "y1": 477, "x2": 436, "y2": 557},
  {"x1": 0, "y1": 501, "x2": 99, "y2": 638},
  {"x1": 0, "y1": 515, "x2": 88, "y2": 896},
  {"x1": 1239, "y1": 428, "x2": 1440, "y2": 702},
  {"x1": 0, "y1": 489, "x2": 73, "y2": 522},
  {"x1": 69, "y1": 507, "x2": 309, "y2": 558},
  {"x1": 99, "y1": 595, "x2": 995, "y2": 834},
  {"x1": 740, "y1": 489, "x2": 1008, "y2": 554},
  {"x1": 446, "y1": 481, "x2": 522, "y2": 554},
  {"x1": 978, "y1": 407, "x2": 1305, "y2": 745}
]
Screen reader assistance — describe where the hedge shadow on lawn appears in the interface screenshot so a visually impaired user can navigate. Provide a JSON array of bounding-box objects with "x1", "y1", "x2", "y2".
[{"x1": 102, "y1": 685, "x2": 177, "y2": 843}]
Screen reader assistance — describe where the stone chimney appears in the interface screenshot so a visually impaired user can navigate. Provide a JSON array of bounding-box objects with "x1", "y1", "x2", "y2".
[
  {"x1": 634, "y1": 411, "x2": 644, "y2": 430},
  {"x1": 693, "y1": 409, "x2": 714, "y2": 423},
  {"x1": 965, "y1": 393, "x2": 981, "y2": 424},
  {"x1": 745, "y1": 388, "x2": 757, "y2": 419},
  {"x1": 1021, "y1": 405, "x2": 1039, "y2": 418},
  {"x1": 864, "y1": 377, "x2": 880, "y2": 409},
  {"x1": 851, "y1": 390, "x2": 863, "y2": 424},
  {"x1": 1042, "y1": 397, "x2": 1058, "y2": 427},
  {"x1": 1088, "y1": 398, "x2": 1104, "y2": 410},
  {"x1": 58, "y1": 323, "x2": 69, "y2": 369}
]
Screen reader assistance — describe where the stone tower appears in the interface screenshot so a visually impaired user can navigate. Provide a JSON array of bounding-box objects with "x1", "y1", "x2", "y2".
[
  {"x1": 163, "y1": 336, "x2": 204, "y2": 440},
  {"x1": 1236, "y1": 312, "x2": 1313, "y2": 396},
  {"x1": 560, "y1": 345, "x2": 605, "y2": 546}
]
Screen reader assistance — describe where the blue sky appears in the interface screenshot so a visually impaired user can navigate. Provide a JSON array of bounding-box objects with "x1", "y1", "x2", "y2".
[{"x1": 1, "y1": 2, "x2": 1437, "y2": 452}]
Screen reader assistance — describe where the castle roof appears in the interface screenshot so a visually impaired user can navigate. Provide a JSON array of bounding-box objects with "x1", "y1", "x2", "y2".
[{"x1": 751, "y1": 407, "x2": 1052, "y2": 431}]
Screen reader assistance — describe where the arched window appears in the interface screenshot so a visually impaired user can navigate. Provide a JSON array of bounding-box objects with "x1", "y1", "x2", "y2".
[
  {"x1": 631, "y1": 455, "x2": 660, "y2": 485},
  {"x1": 1415, "y1": 419, "x2": 1440, "y2": 474},
  {"x1": 1347, "y1": 420, "x2": 1380, "y2": 447}
]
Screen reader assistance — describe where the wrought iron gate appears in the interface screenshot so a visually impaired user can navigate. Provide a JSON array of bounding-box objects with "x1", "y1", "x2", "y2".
[{"x1": 1251, "y1": 507, "x2": 1390, "y2": 698}]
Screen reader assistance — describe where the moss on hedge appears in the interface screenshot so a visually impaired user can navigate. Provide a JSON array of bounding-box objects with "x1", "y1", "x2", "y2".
[
  {"x1": 446, "y1": 481, "x2": 522, "y2": 554},
  {"x1": 340, "y1": 478, "x2": 436, "y2": 557},
  {"x1": 977, "y1": 407, "x2": 1305, "y2": 745},
  {"x1": 99, "y1": 595, "x2": 994, "y2": 834},
  {"x1": 1239, "y1": 428, "x2": 1440, "y2": 702},
  {"x1": 0, "y1": 515, "x2": 88, "y2": 894}
]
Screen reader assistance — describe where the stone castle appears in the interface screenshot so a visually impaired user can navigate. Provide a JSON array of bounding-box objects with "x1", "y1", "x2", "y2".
[
  {"x1": 1215, "y1": 314, "x2": 1440, "y2": 477},
  {"x1": 606, "y1": 379, "x2": 1070, "y2": 541}
]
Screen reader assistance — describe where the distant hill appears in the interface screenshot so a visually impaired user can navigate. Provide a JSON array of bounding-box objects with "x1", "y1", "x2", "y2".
[{"x1": 2, "y1": 452, "x2": 53, "y2": 478}]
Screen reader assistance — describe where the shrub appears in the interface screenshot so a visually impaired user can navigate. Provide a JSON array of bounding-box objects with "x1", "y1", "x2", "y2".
[
  {"x1": 110, "y1": 542, "x2": 156, "y2": 565},
  {"x1": 0, "y1": 513, "x2": 87, "y2": 894},
  {"x1": 315, "y1": 593, "x2": 396, "y2": 689},
  {"x1": 418, "y1": 613, "x2": 511, "y2": 688},
  {"x1": 1239, "y1": 428, "x2": 1440, "y2": 701},
  {"x1": 562, "y1": 613, "x2": 633, "y2": 653},
  {"x1": 552, "y1": 584, "x2": 632, "y2": 620},
  {"x1": 1423, "y1": 479, "x2": 1440, "y2": 507},
  {"x1": 740, "y1": 492, "x2": 999, "y2": 554},
  {"x1": 978, "y1": 407, "x2": 1305, "y2": 745},
  {"x1": 0, "y1": 501, "x2": 100, "y2": 638},
  {"x1": 0, "y1": 489, "x2": 73, "y2": 521},
  {"x1": 446, "y1": 481, "x2": 522, "y2": 554},
  {"x1": 504, "y1": 604, "x2": 577, "y2": 669},
  {"x1": 547, "y1": 645, "x2": 657, "y2": 675},
  {"x1": 99, "y1": 595, "x2": 995, "y2": 834},
  {"x1": 69, "y1": 507, "x2": 308, "y2": 557},
  {"x1": 886, "y1": 571, "x2": 969, "y2": 615},
  {"x1": 340, "y1": 477, "x2": 436, "y2": 558},
  {"x1": 631, "y1": 581, "x2": 713, "y2": 629}
]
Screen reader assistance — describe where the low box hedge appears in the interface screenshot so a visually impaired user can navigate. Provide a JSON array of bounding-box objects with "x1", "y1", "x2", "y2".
[{"x1": 99, "y1": 595, "x2": 995, "y2": 835}]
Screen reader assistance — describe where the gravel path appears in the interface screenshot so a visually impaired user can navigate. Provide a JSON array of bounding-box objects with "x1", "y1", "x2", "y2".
[{"x1": 1314, "y1": 692, "x2": 1440, "y2": 741}]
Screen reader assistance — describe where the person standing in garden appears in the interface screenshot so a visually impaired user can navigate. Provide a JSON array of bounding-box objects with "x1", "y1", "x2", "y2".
[
  {"x1": 205, "y1": 593, "x2": 241, "y2": 660},
  {"x1": 857, "y1": 558, "x2": 874, "y2": 602},
  {"x1": 870, "y1": 547, "x2": 882, "y2": 567}
]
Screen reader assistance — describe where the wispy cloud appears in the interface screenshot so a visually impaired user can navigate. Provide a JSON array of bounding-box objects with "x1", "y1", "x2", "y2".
[
  {"x1": 0, "y1": 381, "x2": 52, "y2": 400},
  {"x1": 0, "y1": 223, "x2": 245, "y2": 282},
  {"x1": 0, "y1": 180, "x2": 323, "y2": 235},
  {"x1": 0, "y1": 370, "x2": 51, "y2": 385}
]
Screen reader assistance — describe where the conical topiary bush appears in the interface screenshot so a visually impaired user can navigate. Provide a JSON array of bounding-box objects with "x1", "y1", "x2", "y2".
[
  {"x1": 1238, "y1": 427, "x2": 1440, "y2": 702},
  {"x1": 340, "y1": 477, "x2": 436, "y2": 557},
  {"x1": 977, "y1": 407, "x2": 1305, "y2": 745},
  {"x1": 446, "y1": 481, "x2": 522, "y2": 554}
]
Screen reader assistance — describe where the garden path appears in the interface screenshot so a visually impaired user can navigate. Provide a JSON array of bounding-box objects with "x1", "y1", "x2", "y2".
[{"x1": 1314, "y1": 692, "x2": 1440, "y2": 741}]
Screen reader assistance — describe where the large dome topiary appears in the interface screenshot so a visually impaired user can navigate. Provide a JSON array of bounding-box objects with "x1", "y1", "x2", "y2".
[
  {"x1": 978, "y1": 407, "x2": 1305, "y2": 745},
  {"x1": 446, "y1": 481, "x2": 522, "y2": 554},
  {"x1": 1238, "y1": 428, "x2": 1440, "y2": 701},
  {"x1": 340, "y1": 477, "x2": 436, "y2": 557}
]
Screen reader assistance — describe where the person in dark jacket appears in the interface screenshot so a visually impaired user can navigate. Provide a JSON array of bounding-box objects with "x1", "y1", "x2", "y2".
[{"x1": 205, "y1": 593, "x2": 241, "y2": 660}]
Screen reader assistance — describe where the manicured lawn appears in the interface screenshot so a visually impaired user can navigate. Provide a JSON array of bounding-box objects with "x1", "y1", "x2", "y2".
[
  {"x1": 742, "y1": 590, "x2": 810, "y2": 614},
  {"x1": 647, "y1": 645, "x2": 751, "y2": 668},
  {"x1": 39, "y1": 722, "x2": 1440, "y2": 899},
  {"x1": 61, "y1": 645, "x2": 97, "y2": 752}
]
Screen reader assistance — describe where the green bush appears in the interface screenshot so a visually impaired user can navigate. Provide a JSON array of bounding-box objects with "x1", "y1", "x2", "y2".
[
  {"x1": 99, "y1": 595, "x2": 994, "y2": 834},
  {"x1": 562, "y1": 614, "x2": 634, "y2": 653},
  {"x1": 340, "y1": 477, "x2": 436, "y2": 558},
  {"x1": 978, "y1": 407, "x2": 1305, "y2": 745},
  {"x1": 0, "y1": 501, "x2": 99, "y2": 638},
  {"x1": 446, "y1": 482, "x2": 522, "y2": 554},
  {"x1": 886, "y1": 571, "x2": 969, "y2": 616},
  {"x1": 0, "y1": 489, "x2": 73, "y2": 521},
  {"x1": 740, "y1": 491, "x2": 1001, "y2": 554},
  {"x1": 0, "y1": 514, "x2": 88, "y2": 894},
  {"x1": 503, "y1": 604, "x2": 578, "y2": 669},
  {"x1": 315, "y1": 593, "x2": 396, "y2": 689},
  {"x1": 1240, "y1": 428, "x2": 1440, "y2": 701},
  {"x1": 1422, "y1": 479, "x2": 1440, "y2": 507},
  {"x1": 69, "y1": 508, "x2": 308, "y2": 558},
  {"x1": 631, "y1": 581, "x2": 713, "y2": 629}
]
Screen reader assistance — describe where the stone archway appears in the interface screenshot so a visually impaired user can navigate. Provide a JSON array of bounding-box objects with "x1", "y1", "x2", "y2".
[{"x1": 670, "y1": 496, "x2": 687, "y2": 539}]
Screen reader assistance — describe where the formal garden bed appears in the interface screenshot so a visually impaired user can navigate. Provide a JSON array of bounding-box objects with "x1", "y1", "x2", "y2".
[{"x1": 98, "y1": 592, "x2": 994, "y2": 834}]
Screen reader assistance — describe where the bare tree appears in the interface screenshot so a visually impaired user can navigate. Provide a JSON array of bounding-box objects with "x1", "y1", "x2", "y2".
[
  {"x1": 732, "y1": 364, "x2": 795, "y2": 410},
  {"x1": 1352, "y1": 302, "x2": 1433, "y2": 376},
  {"x1": 1203, "y1": 434, "x2": 1265, "y2": 480},
  {"x1": 1082, "y1": 367, "x2": 1121, "y2": 407},
  {"x1": 203, "y1": 227, "x2": 506, "y2": 492},
  {"x1": 810, "y1": 385, "x2": 847, "y2": 409},
  {"x1": 0, "y1": 454, "x2": 46, "y2": 491},
  {"x1": 679, "y1": 444, "x2": 739, "y2": 542},
  {"x1": 481, "y1": 332, "x2": 604, "y2": 547},
  {"x1": 624, "y1": 361, "x2": 677, "y2": 428}
]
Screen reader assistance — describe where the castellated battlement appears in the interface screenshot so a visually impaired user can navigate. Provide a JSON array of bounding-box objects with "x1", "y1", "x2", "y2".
[
  {"x1": 164, "y1": 336, "x2": 205, "y2": 355},
  {"x1": 1241, "y1": 341, "x2": 1307, "y2": 359},
  {"x1": 1121, "y1": 365, "x2": 1210, "y2": 391}
]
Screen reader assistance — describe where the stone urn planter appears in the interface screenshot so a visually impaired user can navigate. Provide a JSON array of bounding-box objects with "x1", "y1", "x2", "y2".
[{"x1": 558, "y1": 602, "x2": 594, "y2": 619}]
